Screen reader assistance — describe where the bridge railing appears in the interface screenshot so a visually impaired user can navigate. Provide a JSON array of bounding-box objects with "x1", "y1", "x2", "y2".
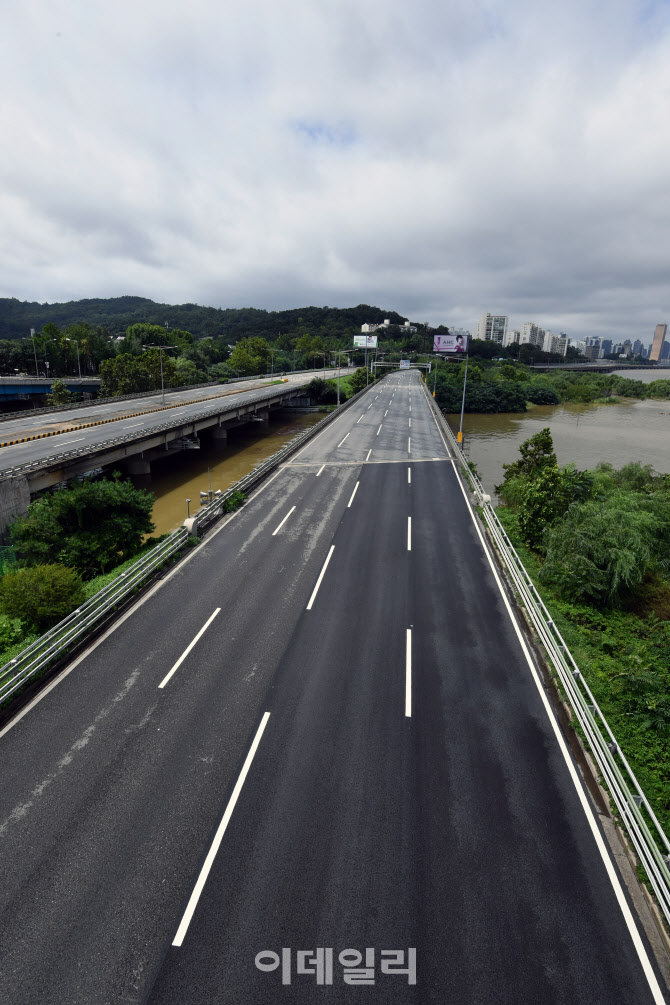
[
  {"x1": 0, "y1": 381, "x2": 371, "y2": 711},
  {"x1": 422, "y1": 381, "x2": 670, "y2": 928}
]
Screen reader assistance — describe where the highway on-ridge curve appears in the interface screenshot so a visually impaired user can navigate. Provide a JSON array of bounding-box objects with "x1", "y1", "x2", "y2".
[{"x1": 0, "y1": 371, "x2": 665, "y2": 1004}]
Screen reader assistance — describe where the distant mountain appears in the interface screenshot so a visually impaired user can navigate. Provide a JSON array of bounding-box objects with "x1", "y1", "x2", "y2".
[{"x1": 0, "y1": 296, "x2": 409, "y2": 340}]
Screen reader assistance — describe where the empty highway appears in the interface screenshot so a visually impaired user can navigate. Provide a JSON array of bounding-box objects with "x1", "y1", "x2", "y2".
[{"x1": 0, "y1": 371, "x2": 666, "y2": 1003}]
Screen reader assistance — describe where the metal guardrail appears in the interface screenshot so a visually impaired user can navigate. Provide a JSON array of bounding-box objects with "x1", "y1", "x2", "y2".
[
  {"x1": 0, "y1": 378, "x2": 371, "y2": 710},
  {"x1": 422, "y1": 381, "x2": 670, "y2": 927}
]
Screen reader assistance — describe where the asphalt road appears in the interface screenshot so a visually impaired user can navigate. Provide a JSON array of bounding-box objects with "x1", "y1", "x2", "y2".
[
  {"x1": 0, "y1": 368, "x2": 352, "y2": 471},
  {"x1": 0, "y1": 371, "x2": 666, "y2": 1004}
]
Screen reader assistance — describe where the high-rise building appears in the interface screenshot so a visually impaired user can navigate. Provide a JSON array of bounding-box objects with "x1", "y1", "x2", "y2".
[
  {"x1": 477, "y1": 313, "x2": 508, "y2": 344},
  {"x1": 649, "y1": 323, "x2": 667, "y2": 362},
  {"x1": 520, "y1": 322, "x2": 546, "y2": 348},
  {"x1": 600, "y1": 339, "x2": 613, "y2": 357},
  {"x1": 503, "y1": 329, "x2": 520, "y2": 347}
]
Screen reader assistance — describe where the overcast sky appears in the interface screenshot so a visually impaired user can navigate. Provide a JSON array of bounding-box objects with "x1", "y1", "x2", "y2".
[{"x1": 1, "y1": 0, "x2": 669, "y2": 340}]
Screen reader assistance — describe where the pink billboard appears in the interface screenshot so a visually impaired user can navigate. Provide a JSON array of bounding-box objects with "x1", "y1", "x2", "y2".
[{"x1": 433, "y1": 334, "x2": 467, "y2": 353}]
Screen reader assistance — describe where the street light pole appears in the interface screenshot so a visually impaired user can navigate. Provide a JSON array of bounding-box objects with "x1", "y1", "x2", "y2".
[
  {"x1": 65, "y1": 338, "x2": 81, "y2": 377},
  {"x1": 143, "y1": 344, "x2": 176, "y2": 405},
  {"x1": 29, "y1": 328, "x2": 39, "y2": 378},
  {"x1": 458, "y1": 355, "x2": 469, "y2": 447},
  {"x1": 433, "y1": 353, "x2": 439, "y2": 395}
]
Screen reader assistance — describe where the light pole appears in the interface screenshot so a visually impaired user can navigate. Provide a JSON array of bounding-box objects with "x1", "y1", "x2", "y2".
[
  {"x1": 432, "y1": 353, "x2": 440, "y2": 396},
  {"x1": 331, "y1": 350, "x2": 346, "y2": 405},
  {"x1": 268, "y1": 347, "x2": 277, "y2": 378},
  {"x1": 458, "y1": 355, "x2": 469, "y2": 447},
  {"x1": 65, "y1": 338, "x2": 82, "y2": 378},
  {"x1": 43, "y1": 338, "x2": 58, "y2": 378},
  {"x1": 29, "y1": 328, "x2": 39, "y2": 378},
  {"x1": 143, "y1": 344, "x2": 177, "y2": 405}
]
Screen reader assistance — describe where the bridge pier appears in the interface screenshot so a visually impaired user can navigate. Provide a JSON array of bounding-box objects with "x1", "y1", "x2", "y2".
[
  {"x1": 210, "y1": 425, "x2": 228, "y2": 444},
  {"x1": 0, "y1": 474, "x2": 31, "y2": 535},
  {"x1": 127, "y1": 457, "x2": 151, "y2": 476}
]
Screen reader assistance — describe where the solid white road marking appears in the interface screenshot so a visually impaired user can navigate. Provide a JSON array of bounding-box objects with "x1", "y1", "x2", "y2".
[
  {"x1": 59, "y1": 437, "x2": 85, "y2": 444},
  {"x1": 449, "y1": 461, "x2": 667, "y2": 1004},
  {"x1": 377, "y1": 424, "x2": 382, "y2": 435},
  {"x1": 408, "y1": 467, "x2": 411, "y2": 484},
  {"x1": 408, "y1": 437, "x2": 411, "y2": 453},
  {"x1": 365, "y1": 449, "x2": 372, "y2": 461},
  {"x1": 385, "y1": 410, "x2": 388, "y2": 416},
  {"x1": 347, "y1": 481, "x2": 360, "y2": 507},
  {"x1": 407, "y1": 516, "x2": 412, "y2": 551},
  {"x1": 316, "y1": 464, "x2": 325, "y2": 477},
  {"x1": 337, "y1": 432, "x2": 350, "y2": 448},
  {"x1": 405, "y1": 629, "x2": 412, "y2": 717},
  {"x1": 158, "y1": 608, "x2": 221, "y2": 689},
  {"x1": 409, "y1": 418, "x2": 411, "y2": 427},
  {"x1": 356, "y1": 415, "x2": 363, "y2": 423},
  {"x1": 271, "y1": 505, "x2": 296, "y2": 536},
  {"x1": 123, "y1": 422, "x2": 144, "y2": 428},
  {"x1": 306, "y1": 545, "x2": 335, "y2": 610},
  {"x1": 172, "y1": 711, "x2": 271, "y2": 946}
]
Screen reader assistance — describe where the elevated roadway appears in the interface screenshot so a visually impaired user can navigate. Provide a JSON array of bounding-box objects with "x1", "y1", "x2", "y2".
[{"x1": 0, "y1": 371, "x2": 666, "y2": 1004}]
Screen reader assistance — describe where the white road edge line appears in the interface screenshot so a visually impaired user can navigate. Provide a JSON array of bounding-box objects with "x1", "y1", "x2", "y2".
[
  {"x1": 405, "y1": 629, "x2": 412, "y2": 717},
  {"x1": 408, "y1": 467, "x2": 411, "y2": 484},
  {"x1": 337, "y1": 432, "x2": 350, "y2": 448},
  {"x1": 271, "y1": 505, "x2": 296, "y2": 536},
  {"x1": 316, "y1": 464, "x2": 325, "y2": 477},
  {"x1": 347, "y1": 481, "x2": 360, "y2": 508},
  {"x1": 172, "y1": 711, "x2": 271, "y2": 947},
  {"x1": 407, "y1": 516, "x2": 411, "y2": 551},
  {"x1": 449, "y1": 459, "x2": 667, "y2": 1005},
  {"x1": 306, "y1": 545, "x2": 335, "y2": 610},
  {"x1": 158, "y1": 608, "x2": 221, "y2": 689}
]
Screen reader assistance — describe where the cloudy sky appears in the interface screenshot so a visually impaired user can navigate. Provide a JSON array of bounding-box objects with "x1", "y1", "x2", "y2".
[{"x1": 2, "y1": 0, "x2": 669, "y2": 340}]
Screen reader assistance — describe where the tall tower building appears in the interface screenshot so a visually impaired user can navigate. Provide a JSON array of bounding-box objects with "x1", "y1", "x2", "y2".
[
  {"x1": 650, "y1": 323, "x2": 667, "y2": 362},
  {"x1": 476, "y1": 313, "x2": 508, "y2": 344}
]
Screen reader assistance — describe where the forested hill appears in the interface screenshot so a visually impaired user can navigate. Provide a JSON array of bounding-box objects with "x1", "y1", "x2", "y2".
[{"x1": 0, "y1": 297, "x2": 408, "y2": 340}]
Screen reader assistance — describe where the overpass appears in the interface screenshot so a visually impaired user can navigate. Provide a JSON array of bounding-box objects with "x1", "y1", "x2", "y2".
[
  {"x1": 0, "y1": 369, "x2": 351, "y2": 531},
  {"x1": 0, "y1": 370, "x2": 666, "y2": 1004},
  {"x1": 0, "y1": 375, "x2": 101, "y2": 405}
]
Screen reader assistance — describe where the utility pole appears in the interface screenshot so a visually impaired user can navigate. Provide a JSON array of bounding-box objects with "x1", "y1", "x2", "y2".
[{"x1": 29, "y1": 328, "x2": 39, "y2": 378}]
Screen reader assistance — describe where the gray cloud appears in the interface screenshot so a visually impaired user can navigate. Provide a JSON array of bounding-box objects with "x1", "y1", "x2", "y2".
[{"x1": 1, "y1": 0, "x2": 669, "y2": 341}]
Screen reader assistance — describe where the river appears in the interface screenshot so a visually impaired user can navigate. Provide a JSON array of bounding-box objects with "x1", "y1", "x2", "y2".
[
  {"x1": 447, "y1": 378, "x2": 670, "y2": 496},
  {"x1": 130, "y1": 411, "x2": 324, "y2": 535}
]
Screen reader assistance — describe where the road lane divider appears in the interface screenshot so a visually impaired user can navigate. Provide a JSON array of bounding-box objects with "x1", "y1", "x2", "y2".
[
  {"x1": 405, "y1": 629, "x2": 412, "y2": 717},
  {"x1": 158, "y1": 608, "x2": 221, "y2": 688},
  {"x1": 306, "y1": 545, "x2": 335, "y2": 610},
  {"x1": 408, "y1": 467, "x2": 411, "y2": 484},
  {"x1": 407, "y1": 517, "x2": 412, "y2": 551},
  {"x1": 272, "y1": 505, "x2": 296, "y2": 536},
  {"x1": 172, "y1": 711, "x2": 271, "y2": 947},
  {"x1": 408, "y1": 437, "x2": 411, "y2": 453},
  {"x1": 316, "y1": 464, "x2": 325, "y2": 477},
  {"x1": 376, "y1": 424, "x2": 382, "y2": 436},
  {"x1": 347, "y1": 481, "x2": 360, "y2": 508},
  {"x1": 365, "y1": 449, "x2": 372, "y2": 461},
  {"x1": 337, "y1": 432, "x2": 350, "y2": 448}
]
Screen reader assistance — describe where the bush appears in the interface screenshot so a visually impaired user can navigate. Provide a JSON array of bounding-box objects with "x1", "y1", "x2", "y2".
[
  {"x1": 10, "y1": 474, "x2": 155, "y2": 579},
  {"x1": 0, "y1": 565, "x2": 85, "y2": 633}
]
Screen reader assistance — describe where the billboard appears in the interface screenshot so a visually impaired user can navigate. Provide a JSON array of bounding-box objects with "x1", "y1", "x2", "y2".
[
  {"x1": 399, "y1": 359, "x2": 410, "y2": 369},
  {"x1": 354, "y1": 335, "x2": 378, "y2": 348},
  {"x1": 433, "y1": 334, "x2": 467, "y2": 353}
]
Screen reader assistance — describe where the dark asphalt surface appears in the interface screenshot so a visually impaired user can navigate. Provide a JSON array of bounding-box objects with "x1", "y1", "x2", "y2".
[
  {"x1": 0, "y1": 371, "x2": 666, "y2": 1004},
  {"x1": 0, "y1": 367, "x2": 350, "y2": 470}
]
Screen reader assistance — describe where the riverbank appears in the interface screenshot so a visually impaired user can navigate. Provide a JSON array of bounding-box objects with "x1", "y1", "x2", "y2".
[{"x1": 447, "y1": 397, "x2": 670, "y2": 495}]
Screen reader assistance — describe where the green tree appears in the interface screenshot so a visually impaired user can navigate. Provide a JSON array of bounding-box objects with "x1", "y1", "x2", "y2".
[
  {"x1": 228, "y1": 337, "x2": 271, "y2": 376},
  {"x1": 539, "y1": 495, "x2": 663, "y2": 606},
  {"x1": 9, "y1": 475, "x2": 155, "y2": 578},
  {"x1": 349, "y1": 367, "x2": 372, "y2": 394},
  {"x1": 496, "y1": 428, "x2": 557, "y2": 496},
  {"x1": 46, "y1": 378, "x2": 74, "y2": 406},
  {"x1": 99, "y1": 350, "x2": 177, "y2": 396},
  {"x1": 0, "y1": 564, "x2": 85, "y2": 633}
]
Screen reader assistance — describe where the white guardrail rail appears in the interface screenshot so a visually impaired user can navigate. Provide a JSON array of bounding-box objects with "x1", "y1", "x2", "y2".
[
  {"x1": 0, "y1": 381, "x2": 372, "y2": 711},
  {"x1": 422, "y1": 379, "x2": 670, "y2": 928}
]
